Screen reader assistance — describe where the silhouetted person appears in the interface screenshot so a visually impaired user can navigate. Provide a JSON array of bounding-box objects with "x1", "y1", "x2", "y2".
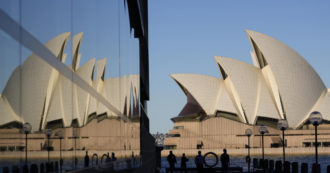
[
  {"x1": 105, "y1": 152, "x2": 111, "y2": 163},
  {"x1": 131, "y1": 152, "x2": 135, "y2": 165},
  {"x1": 105, "y1": 152, "x2": 114, "y2": 170},
  {"x1": 181, "y1": 153, "x2": 189, "y2": 173},
  {"x1": 111, "y1": 152, "x2": 117, "y2": 161},
  {"x1": 194, "y1": 151, "x2": 205, "y2": 173},
  {"x1": 75, "y1": 157, "x2": 78, "y2": 168},
  {"x1": 167, "y1": 151, "x2": 177, "y2": 173},
  {"x1": 84, "y1": 151, "x2": 89, "y2": 167},
  {"x1": 60, "y1": 158, "x2": 63, "y2": 171},
  {"x1": 220, "y1": 149, "x2": 230, "y2": 172}
]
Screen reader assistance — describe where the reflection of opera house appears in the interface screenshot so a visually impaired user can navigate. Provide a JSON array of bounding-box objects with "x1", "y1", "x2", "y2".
[
  {"x1": 0, "y1": 33, "x2": 140, "y2": 153},
  {"x1": 165, "y1": 30, "x2": 330, "y2": 150}
]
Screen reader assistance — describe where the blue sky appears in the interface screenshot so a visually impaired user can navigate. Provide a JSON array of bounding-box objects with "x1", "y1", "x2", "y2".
[
  {"x1": 0, "y1": 1, "x2": 139, "y2": 91},
  {"x1": 148, "y1": 1, "x2": 330, "y2": 133}
]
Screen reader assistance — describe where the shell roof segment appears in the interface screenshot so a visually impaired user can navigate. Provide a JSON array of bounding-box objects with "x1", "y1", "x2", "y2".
[{"x1": 246, "y1": 30, "x2": 326, "y2": 128}]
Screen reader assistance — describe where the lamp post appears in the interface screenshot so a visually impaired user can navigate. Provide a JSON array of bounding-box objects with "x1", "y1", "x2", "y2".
[
  {"x1": 277, "y1": 119, "x2": 288, "y2": 165},
  {"x1": 259, "y1": 125, "x2": 268, "y2": 170},
  {"x1": 245, "y1": 128, "x2": 252, "y2": 173},
  {"x1": 73, "y1": 128, "x2": 78, "y2": 169},
  {"x1": 45, "y1": 128, "x2": 52, "y2": 164},
  {"x1": 58, "y1": 130, "x2": 63, "y2": 172},
  {"x1": 23, "y1": 122, "x2": 32, "y2": 166},
  {"x1": 309, "y1": 111, "x2": 322, "y2": 165}
]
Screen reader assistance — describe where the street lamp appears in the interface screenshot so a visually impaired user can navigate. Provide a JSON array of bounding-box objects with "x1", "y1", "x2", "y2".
[
  {"x1": 45, "y1": 128, "x2": 52, "y2": 164},
  {"x1": 277, "y1": 119, "x2": 288, "y2": 165},
  {"x1": 23, "y1": 122, "x2": 32, "y2": 166},
  {"x1": 73, "y1": 128, "x2": 78, "y2": 169},
  {"x1": 58, "y1": 130, "x2": 64, "y2": 172},
  {"x1": 259, "y1": 125, "x2": 268, "y2": 170},
  {"x1": 245, "y1": 128, "x2": 252, "y2": 173},
  {"x1": 309, "y1": 111, "x2": 322, "y2": 165}
]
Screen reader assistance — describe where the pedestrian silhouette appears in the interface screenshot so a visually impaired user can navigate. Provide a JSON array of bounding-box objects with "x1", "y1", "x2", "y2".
[
  {"x1": 84, "y1": 151, "x2": 89, "y2": 167},
  {"x1": 167, "y1": 150, "x2": 177, "y2": 173},
  {"x1": 220, "y1": 149, "x2": 230, "y2": 172},
  {"x1": 111, "y1": 152, "x2": 117, "y2": 161},
  {"x1": 194, "y1": 151, "x2": 205, "y2": 173},
  {"x1": 181, "y1": 153, "x2": 189, "y2": 173},
  {"x1": 75, "y1": 157, "x2": 78, "y2": 168},
  {"x1": 105, "y1": 152, "x2": 111, "y2": 163}
]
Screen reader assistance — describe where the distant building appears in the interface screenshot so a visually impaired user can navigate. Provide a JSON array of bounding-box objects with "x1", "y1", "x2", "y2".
[{"x1": 165, "y1": 30, "x2": 330, "y2": 150}]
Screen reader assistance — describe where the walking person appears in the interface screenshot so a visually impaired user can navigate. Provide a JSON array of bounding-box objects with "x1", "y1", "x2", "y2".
[
  {"x1": 220, "y1": 149, "x2": 230, "y2": 173},
  {"x1": 194, "y1": 151, "x2": 205, "y2": 173},
  {"x1": 84, "y1": 151, "x2": 89, "y2": 168},
  {"x1": 167, "y1": 150, "x2": 177, "y2": 173},
  {"x1": 181, "y1": 153, "x2": 189, "y2": 173}
]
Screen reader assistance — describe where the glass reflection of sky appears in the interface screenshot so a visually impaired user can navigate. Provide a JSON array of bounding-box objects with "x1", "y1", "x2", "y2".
[{"x1": 0, "y1": 0, "x2": 140, "y2": 93}]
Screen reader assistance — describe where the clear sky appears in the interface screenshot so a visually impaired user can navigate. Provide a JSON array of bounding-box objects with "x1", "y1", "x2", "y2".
[
  {"x1": 0, "y1": 0, "x2": 139, "y2": 91},
  {"x1": 148, "y1": 0, "x2": 330, "y2": 133}
]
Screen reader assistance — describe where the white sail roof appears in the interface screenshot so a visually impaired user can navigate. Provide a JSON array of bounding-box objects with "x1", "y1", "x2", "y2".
[
  {"x1": 2, "y1": 32, "x2": 70, "y2": 131},
  {"x1": 246, "y1": 30, "x2": 326, "y2": 128},
  {"x1": 215, "y1": 56, "x2": 280, "y2": 124},
  {"x1": 171, "y1": 73, "x2": 222, "y2": 115}
]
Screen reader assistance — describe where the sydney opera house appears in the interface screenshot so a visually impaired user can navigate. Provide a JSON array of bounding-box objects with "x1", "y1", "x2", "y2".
[
  {"x1": 164, "y1": 30, "x2": 330, "y2": 150},
  {"x1": 0, "y1": 31, "x2": 142, "y2": 152},
  {"x1": 0, "y1": 1, "x2": 157, "y2": 171},
  {"x1": 0, "y1": 32, "x2": 140, "y2": 131}
]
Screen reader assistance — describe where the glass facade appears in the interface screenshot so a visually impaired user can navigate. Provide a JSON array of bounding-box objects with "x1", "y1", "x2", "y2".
[{"x1": 0, "y1": 0, "x2": 153, "y2": 172}]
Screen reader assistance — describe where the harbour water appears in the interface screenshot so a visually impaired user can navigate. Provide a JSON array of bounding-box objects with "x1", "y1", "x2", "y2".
[{"x1": 161, "y1": 155, "x2": 330, "y2": 172}]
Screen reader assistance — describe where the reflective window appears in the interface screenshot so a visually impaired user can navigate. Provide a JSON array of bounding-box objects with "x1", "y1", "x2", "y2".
[{"x1": 0, "y1": 1, "x2": 142, "y2": 171}]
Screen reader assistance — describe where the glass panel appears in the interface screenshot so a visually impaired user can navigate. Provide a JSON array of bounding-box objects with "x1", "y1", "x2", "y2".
[
  {"x1": 0, "y1": 0, "x2": 142, "y2": 171},
  {"x1": 0, "y1": 0, "x2": 23, "y2": 169},
  {"x1": 119, "y1": 2, "x2": 141, "y2": 167}
]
